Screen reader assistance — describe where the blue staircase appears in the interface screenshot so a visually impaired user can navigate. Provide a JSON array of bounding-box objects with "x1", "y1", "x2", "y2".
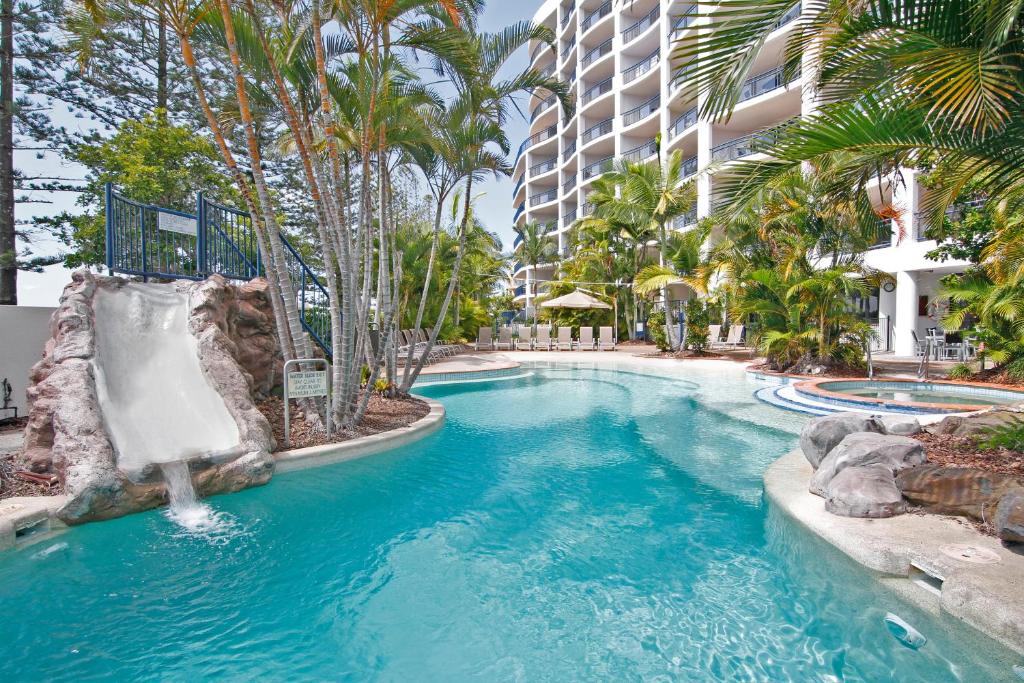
[{"x1": 104, "y1": 184, "x2": 332, "y2": 356}]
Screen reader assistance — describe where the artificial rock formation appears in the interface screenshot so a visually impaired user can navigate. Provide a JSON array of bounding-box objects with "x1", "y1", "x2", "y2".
[
  {"x1": 810, "y1": 432, "x2": 926, "y2": 497},
  {"x1": 20, "y1": 270, "x2": 279, "y2": 524},
  {"x1": 799, "y1": 413, "x2": 887, "y2": 468}
]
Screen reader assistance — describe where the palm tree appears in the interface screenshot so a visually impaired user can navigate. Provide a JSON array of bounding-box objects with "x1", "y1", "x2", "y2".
[
  {"x1": 675, "y1": 0, "x2": 1024, "y2": 222},
  {"x1": 514, "y1": 220, "x2": 557, "y2": 326}
]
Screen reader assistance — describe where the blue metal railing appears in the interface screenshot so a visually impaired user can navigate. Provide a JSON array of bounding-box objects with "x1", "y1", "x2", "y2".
[{"x1": 105, "y1": 184, "x2": 333, "y2": 357}]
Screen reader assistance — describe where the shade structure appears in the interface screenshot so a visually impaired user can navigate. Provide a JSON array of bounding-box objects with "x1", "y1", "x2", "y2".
[{"x1": 540, "y1": 290, "x2": 612, "y2": 310}]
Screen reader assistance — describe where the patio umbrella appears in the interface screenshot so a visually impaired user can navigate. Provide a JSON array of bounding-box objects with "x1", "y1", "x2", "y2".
[{"x1": 539, "y1": 290, "x2": 612, "y2": 310}]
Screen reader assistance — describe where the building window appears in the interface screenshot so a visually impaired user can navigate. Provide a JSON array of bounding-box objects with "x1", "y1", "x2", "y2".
[{"x1": 918, "y1": 295, "x2": 929, "y2": 317}]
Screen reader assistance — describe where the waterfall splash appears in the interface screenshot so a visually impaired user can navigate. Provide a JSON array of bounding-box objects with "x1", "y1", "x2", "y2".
[{"x1": 159, "y1": 461, "x2": 238, "y2": 541}]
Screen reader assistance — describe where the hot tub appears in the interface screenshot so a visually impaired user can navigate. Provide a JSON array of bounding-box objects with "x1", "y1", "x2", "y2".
[{"x1": 794, "y1": 378, "x2": 1024, "y2": 414}]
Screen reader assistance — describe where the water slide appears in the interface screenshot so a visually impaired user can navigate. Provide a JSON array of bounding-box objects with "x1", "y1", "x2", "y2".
[{"x1": 91, "y1": 283, "x2": 242, "y2": 478}]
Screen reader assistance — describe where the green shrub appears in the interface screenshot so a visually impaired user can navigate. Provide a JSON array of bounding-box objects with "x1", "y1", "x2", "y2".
[
  {"x1": 947, "y1": 363, "x2": 973, "y2": 380},
  {"x1": 1004, "y1": 356, "x2": 1024, "y2": 381},
  {"x1": 978, "y1": 416, "x2": 1024, "y2": 452},
  {"x1": 684, "y1": 299, "x2": 710, "y2": 353},
  {"x1": 648, "y1": 311, "x2": 669, "y2": 351}
]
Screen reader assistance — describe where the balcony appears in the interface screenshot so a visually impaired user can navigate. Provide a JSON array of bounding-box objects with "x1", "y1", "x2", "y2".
[
  {"x1": 562, "y1": 34, "x2": 576, "y2": 58},
  {"x1": 511, "y1": 176, "x2": 525, "y2": 199},
  {"x1": 530, "y1": 42, "x2": 550, "y2": 64},
  {"x1": 581, "y1": 117, "x2": 613, "y2": 144},
  {"x1": 775, "y1": 2, "x2": 801, "y2": 29},
  {"x1": 622, "y1": 140, "x2": 658, "y2": 164},
  {"x1": 560, "y1": 3, "x2": 575, "y2": 28},
  {"x1": 623, "y1": 6, "x2": 659, "y2": 43},
  {"x1": 530, "y1": 93, "x2": 557, "y2": 121},
  {"x1": 581, "y1": 1, "x2": 612, "y2": 33},
  {"x1": 563, "y1": 208, "x2": 577, "y2": 224},
  {"x1": 914, "y1": 199, "x2": 986, "y2": 241},
  {"x1": 563, "y1": 140, "x2": 577, "y2": 161},
  {"x1": 530, "y1": 157, "x2": 558, "y2": 177},
  {"x1": 581, "y1": 77, "x2": 613, "y2": 105},
  {"x1": 538, "y1": 63, "x2": 556, "y2": 78},
  {"x1": 531, "y1": 187, "x2": 559, "y2": 206},
  {"x1": 582, "y1": 39, "x2": 613, "y2": 70},
  {"x1": 672, "y1": 205, "x2": 698, "y2": 229},
  {"x1": 671, "y1": 5, "x2": 698, "y2": 39},
  {"x1": 869, "y1": 218, "x2": 892, "y2": 249},
  {"x1": 682, "y1": 154, "x2": 698, "y2": 178},
  {"x1": 526, "y1": 124, "x2": 558, "y2": 149},
  {"x1": 581, "y1": 202, "x2": 595, "y2": 217},
  {"x1": 623, "y1": 95, "x2": 659, "y2": 127},
  {"x1": 563, "y1": 174, "x2": 577, "y2": 193},
  {"x1": 514, "y1": 284, "x2": 526, "y2": 297},
  {"x1": 581, "y1": 156, "x2": 614, "y2": 180},
  {"x1": 513, "y1": 233, "x2": 523, "y2": 249},
  {"x1": 737, "y1": 65, "x2": 800, "y2": 104},
  {"x1": 623, "y1": 49, "x2": 659, "y2": 84},
  {"x1": 513, "y1": 203, "x2": 525, "y2": 223},
  {"x1": 671, "y1": 107, "x2": 698, "y2": 137},
  {"x1": 711, "y1": 122, "x2": 791, "y2": 162}
]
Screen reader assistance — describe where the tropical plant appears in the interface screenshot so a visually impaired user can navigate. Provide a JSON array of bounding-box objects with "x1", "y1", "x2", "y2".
[
  {"x1": 513, "y1": 220, "x2": 557, "y2": 325},
  {"x1": 977, "y1": 416, "x2": 1024, "y2": 452}
]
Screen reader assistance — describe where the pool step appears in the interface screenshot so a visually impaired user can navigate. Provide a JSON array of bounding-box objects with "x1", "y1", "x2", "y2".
[
  {"x1": 755, "y1": 384, "x2": 930, "y2": 417},
  {"x1": 754, "y1": 386, "x2": 838, "y2": 416}
]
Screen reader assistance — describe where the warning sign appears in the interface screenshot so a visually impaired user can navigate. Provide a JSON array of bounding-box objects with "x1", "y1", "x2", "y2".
[{"x1": 287, "y1": 371, "x2": 328, "y2": 398}]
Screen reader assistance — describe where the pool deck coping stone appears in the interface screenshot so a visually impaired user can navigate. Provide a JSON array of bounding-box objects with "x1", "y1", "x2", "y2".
[
  {"x1": 0, "y1": 495, "x2": 69, "y2": 551},
  {"x1": 765, "y1": 448, "x2": 1024, "y2": 656},
  {"x1": 273, "y1": 395, "x2": 445, "y2": 473}
]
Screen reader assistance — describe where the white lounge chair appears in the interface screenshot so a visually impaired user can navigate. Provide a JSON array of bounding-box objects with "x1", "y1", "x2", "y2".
[
  {"x1": 475, "y1": 327, "x2": 493, "y2": 351},
  {"x1": 708, "y1": 324, "x2": 722, "y2": 347},
  {"x1": 598, "y1": 326, "x2": 615, "y2": 351},
  {"x1": 578, "y1": 326, "x2": 595, "y2": 350},
  {"x1": 535, "y1": 325, "x2": 552, "y2": 351},
  {"x1": 716, "y1": 324, "x2": 745, "y2": 349},
  {"x1": 495, "y1": 327, "x2": 513, "y2": 350},
  {"x1": 417, "y1": 329, "x2": 456, "y2": 357},
  {"x1": 556, "y1": 327, "x2": 574, "y2": 350},
  {"x1": 516, "y1": 327, "x2": 534, "y2": 351}
]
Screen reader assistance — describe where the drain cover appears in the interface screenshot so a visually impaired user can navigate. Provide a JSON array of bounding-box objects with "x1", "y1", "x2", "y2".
[{"x1": 939, "y1": 544, "x2": 1001, "y2": 564}]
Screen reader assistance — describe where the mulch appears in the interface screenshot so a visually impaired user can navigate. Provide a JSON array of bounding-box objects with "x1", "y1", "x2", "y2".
[
  {"x1": 0, "y1": 456, "x2": 62, "y2": 500},
  {"x1": 258, "y1": 394, "x2": 431, "y2": 451},
  {"x1": 915, "y1": 431, "x2": 1024, "y2": 481},
  {"x1": 0, "y1": 416, "x2": 27, "y2": 435}
]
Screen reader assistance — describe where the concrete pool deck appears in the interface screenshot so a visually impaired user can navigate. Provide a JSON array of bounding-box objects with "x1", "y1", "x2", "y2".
[{"x1": 765, "y1": 449, "x2": 1024, "y2": 656}]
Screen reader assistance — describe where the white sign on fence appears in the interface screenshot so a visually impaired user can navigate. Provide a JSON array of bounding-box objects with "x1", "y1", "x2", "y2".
[
  {"x1": 158, "y1": 211, "x2": 198, "y2": 236},
  {"x1": 287, "y1": 370, "x2": 328, "y2": 398}
]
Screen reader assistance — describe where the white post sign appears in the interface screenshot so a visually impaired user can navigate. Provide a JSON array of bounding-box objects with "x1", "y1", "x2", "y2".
[
  {"x1": 283, "y1": 359, "x2": 331, "y2": 446},
  {"x1": 157, "y1": 211, "x2": 198, "y2": 236}
]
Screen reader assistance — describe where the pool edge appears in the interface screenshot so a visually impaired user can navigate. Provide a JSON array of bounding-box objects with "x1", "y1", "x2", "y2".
[{"x1": 764, "y1": 449, "x2": 1024, "y2": 657}]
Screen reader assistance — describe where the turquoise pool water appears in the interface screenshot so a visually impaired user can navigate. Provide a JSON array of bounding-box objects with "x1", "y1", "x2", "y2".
[{"x1": 0, "y1": 367, "x2": 1016, "y2": 681}]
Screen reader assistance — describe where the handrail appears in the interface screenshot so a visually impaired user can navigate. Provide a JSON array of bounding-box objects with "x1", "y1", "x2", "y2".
[
  {"x1": 560, "y1": 3, "x2": 575, "y2": 28},
  {"x1": 530, "y1": 188, "x2": 558, "y2": 205},
  {"x1": 738, "y1": 65, "x2": 801, "y2": 103},
  {"x1": 530, "y1": 93, "x2": 557, "y2": 120},
  {"x1": 623, "y1": 6, "x2": 659, "y2": 43},
  {"x1": 582, "y1": 39, "x2": 613, "y2": 69},
  {"x1": 671, "y1": 107, "x2": 698, "y2": 137},
  {"x1": 623, "y1": 95, "x2": 660, "y2": 126},
  {"x1": 530, "y1": 157, "x2": 558, "y2": 176},
  {"x1": 581, "y1": 117, "x2": 613, "y2": 144},
  {"x1": 582, "y1": 0, "x2": 612, "y2": 32},
  {"x1": 581, "y1": 77, "x2": 613, "y2": 105},
  {"x1": 672, "y1": 6, "x2": 698, "y2": 38},
  {"x1": 563, "y1": 140, "x2": 577, "y2": 160},
  {"x1": 582, "y1": 156, "x2": 614, "y2": 180},
  {"x1": 622, "y1": 141, "x2": 657, "y2": 164},
  {"x1": 682, "y1": 155, "x2": 698, "y2": 179},
  {"x1": 623, "y1": 49, "x2": 659, "y2": 83},
  {"x1": 563, "y1": 174, "x2": 577, "y2": 193}
]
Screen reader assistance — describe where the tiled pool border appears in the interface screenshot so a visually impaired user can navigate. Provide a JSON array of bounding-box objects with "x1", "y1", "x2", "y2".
[{"x1": 795, "y1": 377, "x2": 1024, "y2": 414}]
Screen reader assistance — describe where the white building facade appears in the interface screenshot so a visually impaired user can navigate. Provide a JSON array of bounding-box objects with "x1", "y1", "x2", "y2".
[{"x1": 510, "y1": 0, "x2": 969, "y2": 356}]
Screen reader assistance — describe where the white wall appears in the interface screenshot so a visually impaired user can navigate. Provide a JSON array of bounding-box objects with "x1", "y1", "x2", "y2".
[{"x1": 0, "y1": 307, "x2": 55, "y2": 415}]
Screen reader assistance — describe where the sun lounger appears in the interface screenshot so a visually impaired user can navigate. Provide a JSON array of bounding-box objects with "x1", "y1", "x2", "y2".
[
  {"x1": 708, "y1": 324, "x2": 722, "y2": 347},
  {"x1": 556, "y1": 327, "x2": 573, "y2": 350},
  {"x1": 535, "y1": 325, "x2": 552, "y2": 351},
  {"x1": 578, "y1": 326, "x2": 594, "y2": 350},
  {"x1": 715, "y1": 324, "x2": 745, "y2": 349},
  {"x1": 495, "y1": 327, "x2": 514, "y2": 350},
  {"x1": 598, "y1": 326, "x2": 615, "y2": 351},
  {"x1": 516, "y1": 327, "x2": 534, "y2": 351},
  {"x1": 475, "y1": 327, "x2": 493, "y2": 351}
]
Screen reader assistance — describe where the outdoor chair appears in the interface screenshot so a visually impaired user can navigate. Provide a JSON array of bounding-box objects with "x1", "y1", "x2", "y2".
[
  {"x1": 416, "y1": 329, "x2": 456, "y2": 357},
  {"x1": 535, "y1": 326, "x2": 552, "y2": 351},
  {"x1": 578, "y1": 326, "x2": 595, "y2": 350},
  {"x1": 708, "y1": 324, "x2": 722, "y2": 346},
  {"x1": 495, "y1": 327, "x2": 514, "y2": 351},
  {"x1": 516, "y1": 327, "x2": 535, "y2": 351},
  {"x1": 910, "y1": 330, "x2": 926, "y2": 357},
  {"x1": 717, "y1": 324, "x2": 746, "y2": 349},
  {"x1": 556, "y1": 327, "x2": 574, "y2": 351},
  {"x1": 475, "y1": 327, "x2": 493, "y2": 351},
  {"x1": 598, "y1": 326, "x2": 616, "y2": 351}
]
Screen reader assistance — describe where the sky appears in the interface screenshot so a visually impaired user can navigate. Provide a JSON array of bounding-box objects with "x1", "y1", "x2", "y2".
[{"x1": 15, "y1": 1, "x2": 534, "y2": 307}]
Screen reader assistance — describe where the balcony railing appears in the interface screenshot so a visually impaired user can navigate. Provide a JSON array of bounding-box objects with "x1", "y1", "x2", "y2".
[
  {"x1": 568, "y1": 67, "x2": 578, "y2": 84},
  {"x1": 562, "y1": 140, "x2": 577, "y2": 161},
  {"x1": 738, "y1": 65, "x2": 801, "y2": 103},
  {"x1": 513, "y1": 203, "x2": 525, "y2": 223},
  {"x1": 562, "y1": 35, "x2": 576, "y2": 58},
  {"x1": 560, "y1": 3, "x2": 575, "y2": 28},
  {"x1": 710, "y1": 121, "x2": 792, "y2": 162},
  {"x1": 581, "y1": 156, "x2": 614, "y2": 180},
  {"x1": 582, "y1": 39, "x2": 613, "y2": 69},
  {"x1": 623, "y1": 95, "x2": 659, "y2": 126},
  {"x1": 530, "y1": 94, "x2": 557, "y2": 121},
  {"x1": 581, "y1": 202, "x2": 595, "y2": 217},
  {"x1": 623, "y1": 6, "x2": 659, "y2": 43},
  {"x1": 914, "y1": 199, "x2": 986, "y2": 241},
  {"x1": 622, "y1": 140, "x2": 657, "y2": 164},
  {"x1": 527, "y1": 124, "x2": 558, "y2": 149},
  {"x1": 582, "y1": 0, "x2": 612, "y2": 33},
  {"x1": 530, "y1": 42, "x2": 550, "y2": 64},
  {"x1": 581, "y1": 117, "x2": 613, "y2": 144},
  {"x1": 530, "y1": 157, "x2": 558, "y2": 176},
  {"x1": 672, "y1": 205, "x2": 698, "y2": 229},
  {"x1": 623, "y1": 49, "x2": 659, "y2": 84},
  {"x1": 511, "y1": 176, "x2": 525, "y2": 199},
  {"x1": 671, "y1": 107, "x2": 698, "y2": 137},
  {"x1": 514, "y1": 284, "x2": 526, "y2": 297},
  {"x1": 513, "y1": 233, "x2": 522, "y2": 249},
  {"x1": 775, "y1": 2, "x2": 801, "y2": 29},
  {"x1": 672, "y1": 6, "x2": 698, "y2": 39},
  {"x1": 581, "y1": 77, "x2": 613, "y2": 105},
  {"x1": 538, "y1": 63, "x2": 556, "y2": 78},
  {"x1": 869, "y1": 218, "x2": 892, "y2": 249},
  {"x1": 531, "y1": 188, "x2": 558, "y2": 205},
  {"x1": 563, "y1": 208, "x2": 577, "y2": 224},
  {"x1": 682, "y1": 155, "x2": 698, "y2": 178},
  {"x1": 563, "y1": 174, "x2": 577, "y2": 193}
]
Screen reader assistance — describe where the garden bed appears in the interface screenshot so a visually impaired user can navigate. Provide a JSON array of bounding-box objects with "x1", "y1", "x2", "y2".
[
  {"x1": 914, "y1": 431, "x2": 1024, "y2": 480},
  {"x1": 258, "y1": 394, "x2": 431, "y2": 451}
]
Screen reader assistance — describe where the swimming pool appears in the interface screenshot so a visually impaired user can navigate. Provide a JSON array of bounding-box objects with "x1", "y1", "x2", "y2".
[
  {"x1": 0, "y1": 367, "x2": 1016, "y2": 680},
  {"x1": 798, "y1": 379, "x2": 1024, "y2": 414}
]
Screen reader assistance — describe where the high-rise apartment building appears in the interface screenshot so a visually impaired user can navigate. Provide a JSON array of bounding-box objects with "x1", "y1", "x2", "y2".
[{"x1": 511, "y1": 0, "x2": 972, "y2": 357}]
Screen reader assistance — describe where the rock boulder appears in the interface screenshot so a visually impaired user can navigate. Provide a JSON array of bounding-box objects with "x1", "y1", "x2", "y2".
[
  {"x1": 896, "y1": 464, "x2": 1022, "y2": 518},
  {"x1": 825, "y1": 464, "x2": 907, "y2": 518},
  {"x1": 799, "y1": 412, "x2": 886, "y2": 468},
  {"x1": 810, "y1": 432, "x2": 926, "y2": 497},
  {"x1": 995, "y1": 490, "x2": 1024, "y2": 543}
]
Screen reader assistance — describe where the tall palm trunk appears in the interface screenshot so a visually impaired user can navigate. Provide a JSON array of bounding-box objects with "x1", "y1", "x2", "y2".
[
  {"x1": 400, "y1": 196, "x2": 444, "y2": 388},
  {"x1": 659, "y1": 221, "x2": 673, "y2": 350}
]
